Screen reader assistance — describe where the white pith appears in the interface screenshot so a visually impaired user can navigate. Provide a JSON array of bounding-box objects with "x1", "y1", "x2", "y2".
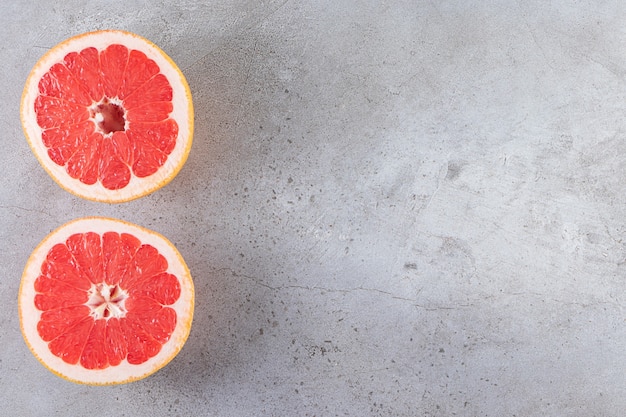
[
  {"x1": 21, "y1": 30, "x2": 193, "y2": 203},
  {"x1": 86, "y1": 283, "x2": 128, "y2": 319},
  {"x1": 19, "y1": 217, "x2": 194, "y2": 385},
  {"x1": 89, "y1": 96, "x2": 127, "y2": 138}
]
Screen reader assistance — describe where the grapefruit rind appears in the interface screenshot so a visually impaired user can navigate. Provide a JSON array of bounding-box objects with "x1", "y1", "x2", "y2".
[
  {"x1": 18, "y1": 217, "x2": 194, "y2": 385},
  {"x1": 20, "y1": 30, "x2": 194, "y2": 203}
]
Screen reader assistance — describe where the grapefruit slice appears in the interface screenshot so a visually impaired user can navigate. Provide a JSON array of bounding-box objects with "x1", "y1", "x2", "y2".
[
  {"x1": 21, "y1": 30, "x2": 193, "y2": 203},
  {"x1": 18, "y1": 217, "x2": 194, "y2": 385}
]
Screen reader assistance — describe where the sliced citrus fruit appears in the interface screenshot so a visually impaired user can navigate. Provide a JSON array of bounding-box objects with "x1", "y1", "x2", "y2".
[
  {"x1": 18, "y1": 217, "x2": 194, "y2": 385},
  {"x1": 21, "y1": 30, "x2": 193, "y2": 203}
]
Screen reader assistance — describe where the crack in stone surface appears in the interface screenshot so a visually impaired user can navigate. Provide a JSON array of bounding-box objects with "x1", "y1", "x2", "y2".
[
  {"x1": 212, "y1": 267, "x2": 622, "y2": 312},
  {"x1": 0, "y1": 205, "x2": 55, "y2": 219},
  {"x1": 211, "y1": 267, "x2": 473, "y2": 310}
]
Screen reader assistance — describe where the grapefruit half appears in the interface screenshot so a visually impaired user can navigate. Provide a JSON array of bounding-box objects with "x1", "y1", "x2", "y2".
[
  {"x1": 21, "y1": 30, "x2": 194, "y2": 203},
  {"x1": 18, "y1": 217, "x2": 194, "y2": 385}
]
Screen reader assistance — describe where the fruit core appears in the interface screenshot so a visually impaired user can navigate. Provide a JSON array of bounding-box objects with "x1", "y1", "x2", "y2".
[
  {"x1": 86, "y1": 283, "x2": 129, "y2": 319},
  {"x1": 90, "y1": 98, "x2": 126, "y2": 135}
]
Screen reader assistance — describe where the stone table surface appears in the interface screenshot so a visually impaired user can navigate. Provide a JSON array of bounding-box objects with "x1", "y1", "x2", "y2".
[{"x1": 1, "y1": 1, "x2": 624, "y2": 416}]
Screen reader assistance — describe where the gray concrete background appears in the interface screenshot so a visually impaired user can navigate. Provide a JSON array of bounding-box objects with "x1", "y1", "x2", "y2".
[{"x1": 1, "y1": 1, "x2": 625, "y2": 416}]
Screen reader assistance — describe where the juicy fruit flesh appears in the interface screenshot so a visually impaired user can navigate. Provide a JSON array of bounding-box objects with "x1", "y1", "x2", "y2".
[
  {"x1": 34, "y1": 44, "x2": 179, "y2": 191},
  {"x1": 34, "y1": 231, "x2": 181, "y2": 370}
]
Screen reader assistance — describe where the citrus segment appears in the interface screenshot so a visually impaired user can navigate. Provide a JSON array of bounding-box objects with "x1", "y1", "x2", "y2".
[
  {"x1": 120, "y1": 50, "x2": 160, "y2": 99},
  {"x1": 64, "y1": 48, "x2": 105, "y2": 102},
  {"x1": 21, "y1": 30, "x2": 193, "y2": 203},
  {"x1": 19, "y1": 217, "x2": 194, "y2": 385}
]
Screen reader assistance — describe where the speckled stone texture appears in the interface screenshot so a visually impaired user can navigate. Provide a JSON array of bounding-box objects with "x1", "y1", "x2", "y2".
[{"x1": 1, "y1": 1, "x2": 625, "y2": 416}]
